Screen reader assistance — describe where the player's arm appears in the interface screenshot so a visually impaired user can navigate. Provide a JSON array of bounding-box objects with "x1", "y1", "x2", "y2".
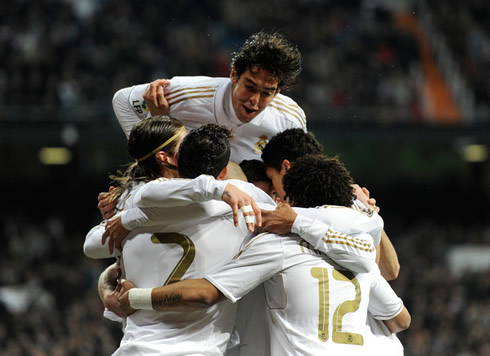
[
  {"x1": 112, "y1": 84, "x2": 152, "y2": 138},
  {"x1": 376, "y1": 230, "x2": 400, "y2": 280},
  {"x1": 97, "y1": 263, "x2": 130, "y2": 319},
  {"x1": 137, "y1": 176, "x2": 262, "y2": 229},
  {"x1": 112, "y1": 79, "x2": 173, "y2": 138},
  {"x1": 84, "y1": 222, "x2": 120, "y2": 259},
  {"x1": 118, "y1": 278, "x2": 225, "y2": 315},
  {"x1": 119, "y1": 234, "x2": 284, "y2": 314},
  {"x1": 368, "y1": 268, "x2": 411, "y2": 333},
  {"x1": 261, "y1": 204, "x2": 377, "y2": 273},
  {"x1": 383, "y1": 306, "x2": 411, "y2": 333},
  {"x1": 351, "y1": 185, "x2": 400, "y2": 280}
]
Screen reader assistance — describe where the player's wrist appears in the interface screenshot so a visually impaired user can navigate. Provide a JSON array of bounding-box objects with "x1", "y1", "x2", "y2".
[{"x1": 128, "y1": 288, "x2": 153, "y2": 310}]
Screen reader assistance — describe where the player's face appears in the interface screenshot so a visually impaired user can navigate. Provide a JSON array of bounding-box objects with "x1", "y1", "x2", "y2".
[
  {"x1": 230, "y1": 66, "x2": 280, "y2": 123},
  {"x1": 265, "y1": 166, "x2": 287, "y2": 202}
]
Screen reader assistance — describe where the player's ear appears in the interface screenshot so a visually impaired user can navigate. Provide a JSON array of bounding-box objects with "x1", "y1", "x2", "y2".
[
  {"x1": 281, "y1": 159, "x2": 291, "y2": 173},
  {"x1": 217, "y1": 165, "x2": 229, "y2": 180},
  {"x1": 230, "y1": 67, "x2": 238, "y2": 85},
  {"x1": 155, "y1": 151, "x2": 168, "y2": 164}
]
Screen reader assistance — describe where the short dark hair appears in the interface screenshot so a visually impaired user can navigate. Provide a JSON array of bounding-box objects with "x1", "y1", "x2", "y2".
[
  {"x1": 261, "y1": 128, "x2": 324, "y2": 172},
  {"x1": 178, "y1": 124, "x2": 232, "y2": 179},
  {"x1": 231, "y1": 31, "x2": 302, "y2": 91},
  {"x1": 283, "y1": 154, "x2": 355, "y2": 208},
  {"x1": 239, "y1": 159, "x2": 270, "y2": 184}
]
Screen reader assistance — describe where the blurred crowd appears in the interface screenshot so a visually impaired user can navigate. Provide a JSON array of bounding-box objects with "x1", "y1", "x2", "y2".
[
  {"x1": 1, "y1": 0, "x2": 489, "y2": 355},
  {"x1": 0, "y1": 213, "x2": 489, "y2": 355},
  {"x1": 1, "y1": 0, "x2": 426, "y2": 123},
  {"x1": 428, "y1": 0, "x2": 490, "y2": 112}
]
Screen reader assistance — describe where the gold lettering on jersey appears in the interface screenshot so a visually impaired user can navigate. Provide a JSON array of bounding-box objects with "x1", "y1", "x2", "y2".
[
  {"x1": 311, "y1": 267, "x2": 329, "y2": 342},
  {"x1": 254, "y1": 135, "x2": 268, "y2": 154},
  {"x1": 332, "y1": 270, "x2": 364, "y2": 345},
  {"x1": 151, "y1": 233, "x2": 196, "y2": 285},
  {"x1": 310, "y1": 268, "x2": 364, "y2": 345}
]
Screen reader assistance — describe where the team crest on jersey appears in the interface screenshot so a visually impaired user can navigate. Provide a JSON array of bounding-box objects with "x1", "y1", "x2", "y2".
[{"x1": 254, "y1": 135, "x2": 268, "y2": 154}]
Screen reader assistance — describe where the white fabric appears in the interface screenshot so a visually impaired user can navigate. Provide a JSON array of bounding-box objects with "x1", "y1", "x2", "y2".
[
  {"x1": 120, "y1": 176, "x2": 275, "y2": 230},
  {"x1": 112, "y1": 77, "x2": 307, "y2": 163},
  {"x1": 111, "y1": 178, "x2": 275, "y2": 356},
  {"x1": 292, "y1": 205, "x2": 384, "y2": 246},
  {"x1": 83, "y1": 182, "x2": 145, "y2": 259},
  {"x1": 206, "y1": 233, "x2": 404, "y2": 356},
  {"x1": 363, "y1": 314, "x2": 405, "y2": 356}
]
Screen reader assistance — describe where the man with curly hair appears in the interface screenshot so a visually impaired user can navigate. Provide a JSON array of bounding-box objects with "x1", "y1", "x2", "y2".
[{"x1": 112, "y1": 31, "x2": 306, "y2": 164}]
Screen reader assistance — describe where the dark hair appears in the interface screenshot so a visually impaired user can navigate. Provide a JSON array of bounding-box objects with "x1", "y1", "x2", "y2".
[
  {"x1": 261, "y1": 128, "x2": 323, "y2": 172},
  {"x1": 283, "y1": 154, "x2": 355, "y2": 208},
  {"x1": 239, "y1": 159, "x2": 270, "y2": 184},
  {"x1": 109, "y1": 116, "x2": 184, "y2": 201},
  {"x1": 231, "y1": 31, "x2": 302, "y2": 91},
  {"x1": 178, "y1": 124, "x2": 232, "y2": 178}
]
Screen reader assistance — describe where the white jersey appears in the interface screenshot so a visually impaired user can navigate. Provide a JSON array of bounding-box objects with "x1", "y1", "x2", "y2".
[
  {"x1": 84, "y1": 182, "x2": 146, "y2": 259},
  {"x1": 119, "y1": 176, "x2": 383, "y2": 356},
  {"x1": 116, "y1": 209, "x2": 247, "y2": 356},
  {"x1": 111, "y1": 177, "x2": 276, "y2": 356},
  {"x1": 112, "y1": 77, "x2": 307, "y2": 163},
  {"x1": 363, "y1": 314, "x2": 404, "y2": 355},
  {"x1": 206, "y1": 233, "x2": 404, "y2": 356}
]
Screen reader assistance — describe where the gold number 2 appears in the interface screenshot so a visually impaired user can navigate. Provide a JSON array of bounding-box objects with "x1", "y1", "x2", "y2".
[
  {"x1": 310, "y1": 268, "x2": 364, "y2": 345},
  {"x1": 151, "y1": 232, "x2": 196, "y2": 285}
]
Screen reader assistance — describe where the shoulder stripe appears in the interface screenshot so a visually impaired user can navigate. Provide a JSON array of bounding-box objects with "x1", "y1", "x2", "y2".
[
  {"x1": 167, "y1": 87, "x2": 217, "y2": 104},
  {"x1": 322, "y1": 228, "x2": 375, "y2": 253},
  {"x1": 269, "y1": 98, "x2": 306, "y2": 128},
  {"x1": 170, "y1": 94, "x2": 215, "y2": 106}
]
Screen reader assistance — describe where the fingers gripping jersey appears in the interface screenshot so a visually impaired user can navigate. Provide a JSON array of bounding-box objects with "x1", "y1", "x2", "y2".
[{"x1": 112, "y1": 76, "x2": 307, "y2": 163}]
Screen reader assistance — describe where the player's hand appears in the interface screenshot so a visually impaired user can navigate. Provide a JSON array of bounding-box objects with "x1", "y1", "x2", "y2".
[
  {"x1": 118, "y1": 279, "x2": 137, "y2": 316},
  {"x1": 222, "y1": 183, "x2": 262, "y2": 232},
  {"x1": 351, "y1": 184, "x2": 380, "y2": 213},
  {"x1": 102, "y1": 215, "x2": 129, "y2": 254},
  {"x1": 104, "y1": 282, "x2": 131, "y2": 318},
  {"x1": 98, "y1": 186, "x2": 118, "y2": 220},
  {"x1": 143, "y1": 79, "x2": 171, "y2": 116},
  {"x1": 260, "y1": 203, "x2": 297, "y2": 234}
]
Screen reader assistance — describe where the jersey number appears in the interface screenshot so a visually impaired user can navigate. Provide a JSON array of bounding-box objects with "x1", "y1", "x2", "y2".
[
  {"x1": 310, "y1": 267, "x2": 364, "y2": 345},
  {"x1": 151, "y1": 233, "x2": 196, "y2": 285}
]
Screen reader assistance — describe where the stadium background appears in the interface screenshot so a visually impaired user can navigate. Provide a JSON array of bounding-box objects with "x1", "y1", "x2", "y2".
[{"x1": 0, "y1": 0, "x2": 489, "y2": 355}]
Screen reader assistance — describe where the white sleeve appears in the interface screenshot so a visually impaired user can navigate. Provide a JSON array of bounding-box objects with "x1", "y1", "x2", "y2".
[
  {"x1": 291, "y1": 214, "x2": 377, "y2": 273},
  {"x1": 112, "y1": 84, "x2": 151, "y2": 138},
  {"x1": 120, "y1": 202, "x2": 232, "y2": 231},
  {"x1": 137, "y1": 175, "x2": 225, "y2": 208},
  {"x1": 368, "y1": 268, "x2": 404, "y2": 320},
  {"x1": 137, "y1": 176, "x2": 276, "y2": 208},
  {"x1": 293, "y1": 206, "x2": 384, "y2": 246},
  {"x1": 83, "y1": 222, "x2": 120, "y2": 259},
  {"x1": 205, "y1": 235, "x2": 284, "y2": 303}
]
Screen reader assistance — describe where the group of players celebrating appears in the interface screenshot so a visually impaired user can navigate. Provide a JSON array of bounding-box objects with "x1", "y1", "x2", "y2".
[{"x1": 84, "y1": 31, "x2": 411, "y2": 356}]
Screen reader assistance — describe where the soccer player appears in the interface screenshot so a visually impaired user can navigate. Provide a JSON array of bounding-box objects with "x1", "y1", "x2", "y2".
[
  {"x1": 261, "y1": 129, "x2": 404, "y2": 354},
  {"x1": 260, "y1": 128, "x2": 400, "y2": 280},
  {"x1": 117, "y1": 155, "x2": 411, "y2": 355},
  {"x1": 86, "y1": 123, "x2": 274, "y2": 355},
  {"x1": 112, "y1": 31, "x2": 306, "y2": 164}
]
